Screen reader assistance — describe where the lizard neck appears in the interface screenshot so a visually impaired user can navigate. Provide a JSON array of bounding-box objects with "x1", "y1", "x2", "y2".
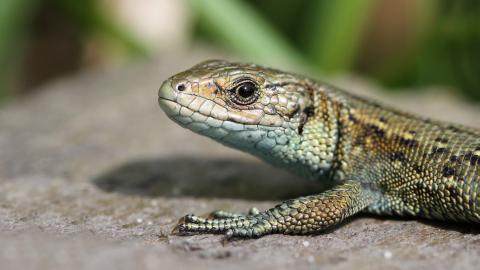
[{"x1": 256, "y1": 85, "x2": 346, "y2": 182}]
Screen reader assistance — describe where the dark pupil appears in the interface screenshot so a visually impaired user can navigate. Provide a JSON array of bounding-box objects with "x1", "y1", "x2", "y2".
[{"x1": 236, "y1": 82, "x2": 256, "y2": 98}]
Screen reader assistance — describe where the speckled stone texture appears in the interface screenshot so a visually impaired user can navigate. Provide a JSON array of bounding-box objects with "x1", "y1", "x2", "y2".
[{"x1": 1, "y1": 50, "x2": 479, "y2": 270}]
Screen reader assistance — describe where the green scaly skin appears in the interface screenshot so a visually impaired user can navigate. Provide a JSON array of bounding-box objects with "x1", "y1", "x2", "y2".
[{"x1": 158, "y1": 60, "x2": 480, "y2": 239}]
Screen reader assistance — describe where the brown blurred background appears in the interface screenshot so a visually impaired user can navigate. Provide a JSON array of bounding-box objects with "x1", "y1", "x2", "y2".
[{"x1": 1, "y1": 0, "x2": 479, "y2": 103}]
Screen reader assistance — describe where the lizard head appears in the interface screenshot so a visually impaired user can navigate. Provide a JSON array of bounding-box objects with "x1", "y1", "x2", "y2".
[{"x1": 158, "y1": 60, "x2": 336, "y2": 178}]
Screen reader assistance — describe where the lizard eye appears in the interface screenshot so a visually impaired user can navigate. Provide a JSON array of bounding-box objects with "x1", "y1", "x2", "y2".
[{"x1": 229, "y1": 81, "x2": 259, "y2": 105}]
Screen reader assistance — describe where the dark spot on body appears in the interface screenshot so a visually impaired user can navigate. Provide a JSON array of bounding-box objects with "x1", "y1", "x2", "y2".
[
  {"x1": 304, "y1": 106, "x2": 315, "y2": 117},
  {"x1": 450, "y1": 156, "x2": 458, "y2": 162},
  {"x1": 446, "y1": 185, "x2": 460, "y2": 197},
  {"x1": 365, "y1": 124, "x2": 385, "y2": 138},
  {"x1": 298, "y1": 106, "x2": 315, "y2": 135},
  {"x1": 471, "y1": 155, "x2": 480, "y2": 166},
  {"x1": 443, "y1": 166, "x2": 456, "y2": 177},
  {"x1": 463, "y1": 152, "x2": 473, "y2": 162},
  {"x1": 379, "y1": 117, "x2": 387, "y2": 123},
  {"x1": 430, "y1": 146, "x2": 448, "y2": 155},
  {"x1": 399, "y1": 137, "x2": 419, "y2": 148},
  {"x1": 461, "y1": 152, "x2": 480, "y2": 166},
  {"x1": 435, "y1": 137, "x2": 449, "y2": 144},
  {"x1": 408, "y1": 130, "x2": 417, "y2": 135},
  {"x1": 348, "y1": 112, "x2": 358, "y2": 124},
  {"x1": 390, "y1": 152, "x2": 406, "y2": 162},
  {"x1": 298, "y1": 117, "x2": 306, "y2": 135},
  {"x1": 412, "y1": 164, "x2": 423, "y2": 173}
]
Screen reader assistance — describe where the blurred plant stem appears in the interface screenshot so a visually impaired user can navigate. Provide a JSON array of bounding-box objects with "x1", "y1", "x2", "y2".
[
  {"x1": 0, "y1": 0, "x2": 39, "y2": 102},
  {"x1": 302, "y1": 0, "x2": 375, "y2": 73},
  {"x1": 190, "y1": 0, "x2": 313, "y2": 73}
]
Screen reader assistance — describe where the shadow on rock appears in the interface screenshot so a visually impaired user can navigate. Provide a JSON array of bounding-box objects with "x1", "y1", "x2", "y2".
[
  {"x1": 92, "y1": 157, "x2": 328, "y2": 201},
  {"x1": 419, "y1": 219, "x2": 480, "y2": 234},
  {"x1": 360, "y1": 213, "x2": 480, "y2": 234}
]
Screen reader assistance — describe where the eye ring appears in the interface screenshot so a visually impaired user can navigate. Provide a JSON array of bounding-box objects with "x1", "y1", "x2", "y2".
[{"x1": 228, "y1": 81, "x2": 259, "y2": 105}]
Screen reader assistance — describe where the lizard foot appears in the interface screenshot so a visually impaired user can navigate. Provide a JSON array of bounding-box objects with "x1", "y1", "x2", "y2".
[{"x1": 172, "y1": 210, "x2": 272, "y2": 239}]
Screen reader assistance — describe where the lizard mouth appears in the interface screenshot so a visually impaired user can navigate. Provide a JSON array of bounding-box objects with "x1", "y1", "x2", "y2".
[
  {"x1": 158, "y1": 97, "x2": 181, "y2": 117},
  {"x1": 158, "y1": 96, "x2": 175, "y2": 103}
]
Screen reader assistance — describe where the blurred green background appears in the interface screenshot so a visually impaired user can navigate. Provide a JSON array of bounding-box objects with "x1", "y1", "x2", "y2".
[{"x1": 1, "y1": 0, "x2": 479, "y2": 104}]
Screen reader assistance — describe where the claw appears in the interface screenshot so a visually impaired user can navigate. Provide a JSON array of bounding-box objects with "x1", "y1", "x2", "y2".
[
  {"x1": 172, "y1": 214, "x2": 200, "y2": 235},
  {"x1": 248, "y1": 207, "x2": 260, "y2": 215},
  {"x1": 171, "y1": 223, "x2": 187, "y2": 235},
  {"x1": 225, "y1": 229, "x2": 234, "y2": 239},
  {"x1": 221, "y1": 229, "x2": 234, "y2": 244}
]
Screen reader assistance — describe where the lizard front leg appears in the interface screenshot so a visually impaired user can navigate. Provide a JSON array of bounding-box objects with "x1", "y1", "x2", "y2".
[{"x1": 173, "y1": 181, "x2": 374, "y2": 239}]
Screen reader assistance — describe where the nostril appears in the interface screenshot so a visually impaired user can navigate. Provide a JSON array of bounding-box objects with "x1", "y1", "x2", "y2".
[{"x1": 176, "y1": 83, "x2": 186, "y2": 92}]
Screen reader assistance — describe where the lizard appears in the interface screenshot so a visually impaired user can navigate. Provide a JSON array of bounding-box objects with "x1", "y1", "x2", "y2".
[{"x1": 157, "y1": 60, "x2": 480, "y2": 239}]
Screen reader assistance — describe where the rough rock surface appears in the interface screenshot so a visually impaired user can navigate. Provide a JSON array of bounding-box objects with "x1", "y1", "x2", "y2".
[{"x1": 1, "y1": 51, "x2": 479, "y2": 270}]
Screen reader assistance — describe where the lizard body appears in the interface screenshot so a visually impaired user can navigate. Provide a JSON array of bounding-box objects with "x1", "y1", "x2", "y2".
[{"x1": 158, "y1": 60, "x2": 480, "y2": 238}]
